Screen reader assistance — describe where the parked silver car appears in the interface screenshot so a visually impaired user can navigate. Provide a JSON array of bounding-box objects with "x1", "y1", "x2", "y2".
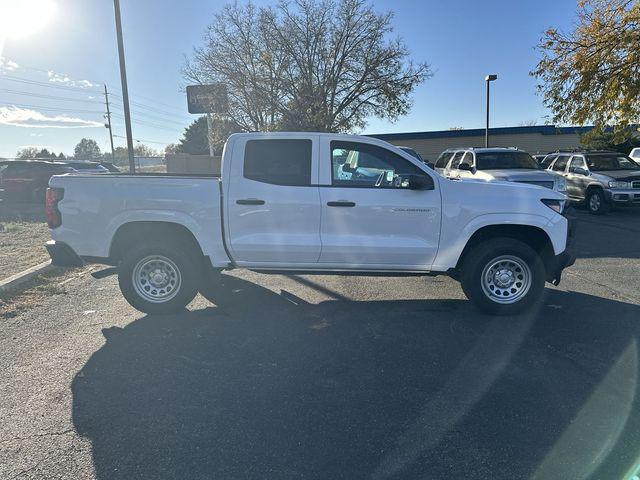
[
  {"x1": 546, "y1": 150, "x2": 640, "y2": 214},
  {"x1": 434, "y1": 147, "x2": 567, "y2": 193}
]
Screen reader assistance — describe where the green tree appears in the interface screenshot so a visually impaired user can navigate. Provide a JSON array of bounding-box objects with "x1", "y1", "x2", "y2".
[
  {"x1": 580, "y1": 127, "x2": 640, "y2": 153},
  {"x1": 177, "y1": 116, "x2": 241, "y2": 155},
  {"x1": 74, "y1": 138, "x2": 102, "y2": 159},
  {"x1": 16, "y1": 147, "x2": 40, "y2": 159},
  {"x1": 532, "y1": 0, "x2": 640, "y2": 137},
  {"x1": 177, "y1": 117, "x2": 209, "y2": 155},
  {"x1": 184, "y1": 0, "x2": 430, "y2": 132}
]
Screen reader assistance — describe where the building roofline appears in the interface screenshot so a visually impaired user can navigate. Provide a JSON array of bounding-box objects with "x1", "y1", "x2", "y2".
[{"x1": 367, "y1": 124, "x2": 597, "y2": 141}]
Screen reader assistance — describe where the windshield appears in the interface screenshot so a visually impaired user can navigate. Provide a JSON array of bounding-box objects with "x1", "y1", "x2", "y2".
[
  {"x1": 586, "y1": 154, "x2": 640, "y2": 171},
  {"x1": 475, "y1": 151, "x2": 540, "y2": 170}
]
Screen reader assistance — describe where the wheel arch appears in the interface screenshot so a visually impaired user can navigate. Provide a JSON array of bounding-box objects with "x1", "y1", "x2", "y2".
[
  {"x1": 109, "y1": 221, "x2": 207, "y2": 265},
  {"x1": 454, "y1": 224, "x2": 556, "y2": 276}
]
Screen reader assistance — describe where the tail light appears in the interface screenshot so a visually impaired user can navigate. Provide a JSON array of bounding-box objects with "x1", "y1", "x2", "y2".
[{"x1": 45, "y1": 187, "x2": 64, "y2": 228}]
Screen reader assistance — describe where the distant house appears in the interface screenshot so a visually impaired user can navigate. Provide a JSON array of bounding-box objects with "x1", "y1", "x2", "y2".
[{"x1": 368, "y1": 125, "x2": 596, "y2": 162}]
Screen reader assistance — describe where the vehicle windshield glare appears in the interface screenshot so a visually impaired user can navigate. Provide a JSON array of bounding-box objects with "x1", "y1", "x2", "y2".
[
  {"x1": 586, "y1": 154, "x2": 640, "y2": 171},
  {"x1": 475, "y1": 151, "x2": 540, "y2": 170}
]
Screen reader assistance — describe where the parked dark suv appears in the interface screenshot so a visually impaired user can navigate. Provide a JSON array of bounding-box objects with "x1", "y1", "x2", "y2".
[
  {"x1": 0, "y1": 160, "x2": 74, "y2": 203},
  {"x1": 546, "y1": 150, "x2": 640, "y2": 214}
]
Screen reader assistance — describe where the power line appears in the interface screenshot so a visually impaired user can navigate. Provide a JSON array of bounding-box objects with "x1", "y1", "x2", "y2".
[
  {"x1": 0, "y1": 102, "x2": 105, "y2": 115},
  {"x1": 110, "y1": 96, "x2": 190, "y2": 121},
  {"x1": 0, "y1": 74, "x2": 102, "y2": 93},
  {"x1": 113, "y1": 134, "x2": 171, "y2": 145},
  {"x1": 0, "y1": 88, "x2": 103, "y2": 104},
  {"x1": 109, "y1": 88, "x2": 187, "y2": 114},
  {"x1": 111, "y1": 114, "x2": 180, "y2": 132},
  {"x1": 109, "y1": 104, "x2": 187, "y2": 127}
]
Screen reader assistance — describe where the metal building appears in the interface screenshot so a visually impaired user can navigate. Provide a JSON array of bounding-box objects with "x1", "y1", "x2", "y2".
[{"x1": 369, "y1": 125, "x2": 593, "y2": 162}]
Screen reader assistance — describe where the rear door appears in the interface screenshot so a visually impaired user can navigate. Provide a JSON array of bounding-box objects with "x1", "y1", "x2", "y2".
[
  {"x1": 225, "y1": 135, "x2": 321, "y2": 265},
  {"x1": 318, "y1": 139, "x2": 441, "y2": 269}
]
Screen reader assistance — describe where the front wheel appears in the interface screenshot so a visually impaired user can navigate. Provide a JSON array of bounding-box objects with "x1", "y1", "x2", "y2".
[
  {"x1": 586, "y1": 189, "x2": 610, "y2": 215},
  {"x1": 118, "y1": 242, "x2": 199, "y2": 314},
  {"x1": 460, "y1": 238, "x2": 545, "y2": 315}
]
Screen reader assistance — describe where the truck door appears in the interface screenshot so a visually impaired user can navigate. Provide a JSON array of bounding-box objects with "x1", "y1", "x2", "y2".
[
  {"x1": 318, "y1": 139, "x2": 441, "y2": 268},
  {"x1": 226, "y1": 136, "x2": 321, "y2": 265}
]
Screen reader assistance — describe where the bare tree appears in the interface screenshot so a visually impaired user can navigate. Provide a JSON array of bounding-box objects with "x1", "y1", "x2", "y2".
[{"x1": 183, "y1": 0, "x2": 430, "y2": 132}]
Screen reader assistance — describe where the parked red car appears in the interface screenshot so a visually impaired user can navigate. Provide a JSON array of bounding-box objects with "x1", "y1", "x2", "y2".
[{"x1": 0, "y1": 160, "x2": 74, "y2": 203}]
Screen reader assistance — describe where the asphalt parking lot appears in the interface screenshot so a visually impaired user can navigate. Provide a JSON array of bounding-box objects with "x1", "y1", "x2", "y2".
[{"x1": 1, "y1": 208, "x2": 640, "y2": 480}]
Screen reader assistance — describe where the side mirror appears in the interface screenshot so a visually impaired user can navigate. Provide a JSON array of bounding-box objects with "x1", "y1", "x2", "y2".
[
  {"x1": 573, "y1": 167, "x2": 589, "y2": 176},
  {"x1": 406, "y1": 174, "x2": 434, "y2": 190},
  {"x1": 458, "y1": 163, "x2": 476, "y2": 173}
]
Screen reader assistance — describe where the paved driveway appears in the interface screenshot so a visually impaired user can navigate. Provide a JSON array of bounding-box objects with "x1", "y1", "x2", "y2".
[{"x1": 1, "y1": 209, "x2": 640, "y2": 479}]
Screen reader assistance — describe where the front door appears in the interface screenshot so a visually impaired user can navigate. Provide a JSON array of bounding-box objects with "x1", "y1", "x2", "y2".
[
  {"x1": 226, "y1": 136, "x2": 321, "y2": 265},
  {"x1": 319, "y1": 140, "x2": 441, "y2": 269},
  {"x1": 566, "y1": 155, "x2": 589, "y2": 200}
]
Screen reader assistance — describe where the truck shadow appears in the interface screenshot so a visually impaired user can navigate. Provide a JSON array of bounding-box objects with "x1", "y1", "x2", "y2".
[{"x1": 72, "y1": 275, "x2": 640, "y2": 480}]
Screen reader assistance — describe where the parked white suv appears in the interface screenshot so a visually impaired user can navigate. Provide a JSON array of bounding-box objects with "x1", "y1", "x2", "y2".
[
  {"x1": 45, "y1": 132, "x2": 574, "y2": 315},
  {"x1": 435, "y1": 147, "x2": 567, "y2": 193}
]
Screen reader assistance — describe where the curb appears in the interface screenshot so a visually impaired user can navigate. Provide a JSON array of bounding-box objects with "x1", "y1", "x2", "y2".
[{"x1": 0, "y1": 261, "x2": 58, "y2": 293}]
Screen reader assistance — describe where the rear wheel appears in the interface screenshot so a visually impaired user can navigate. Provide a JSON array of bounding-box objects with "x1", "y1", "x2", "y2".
[
  {"x1": 118, "y1": 241, "x2": 199, "y2": 314},
  {"x1": 460, "y1": 238, "x2": 545, "y2": 315}
]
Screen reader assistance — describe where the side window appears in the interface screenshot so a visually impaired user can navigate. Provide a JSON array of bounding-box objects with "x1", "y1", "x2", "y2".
[
  {"x1": 435, "y1": 151, "x2": 452, "y2": 169},
  {"x1": 459, "y1": 152, "x2": 473, "y2": 167},
  {"x1": 449, "y1": 151, "x2": 464, "y2": 169},
  {"x1": 541, "y1": 155, "x2": 556, "y2": 168},
  {"x1": 331, "y1": 141, "x2": 422, "y2": 188},
  {"x1": 552, "y1": 155, "x2": 570, "y2": 172},
  {"x1": 569, "y1": 156, "x2": 586, "y2": 172},
  {"x1": 243, "y1": 139, "x2": 312, "y2": 186}
]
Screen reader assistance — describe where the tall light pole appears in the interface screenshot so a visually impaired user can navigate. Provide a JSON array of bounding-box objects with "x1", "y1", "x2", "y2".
[
  {"x1": 485, "y1": 74, "x2": 497, "y2": 148},
  {"x1": 113, "y1": 0, "x2": 135, "y2": 173}
]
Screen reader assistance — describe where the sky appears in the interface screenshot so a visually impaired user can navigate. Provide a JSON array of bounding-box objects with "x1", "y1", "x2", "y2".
[{"x1": 0, "y1": 0, "x2": 578, "y2": 158}]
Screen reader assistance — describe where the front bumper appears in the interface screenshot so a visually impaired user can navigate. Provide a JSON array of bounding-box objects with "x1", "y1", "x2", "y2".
[
  {"x1": 45, "y1": 240, "x2": 84, "y2": 267},
  {"x1": 546, "y1": 215, "x2": 576, "y2": 285},
  {"x1": 604, "y1": 188, "x2": 640, "y2": 204}
]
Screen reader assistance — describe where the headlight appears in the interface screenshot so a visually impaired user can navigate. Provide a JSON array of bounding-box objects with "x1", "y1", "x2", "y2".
[
  {"x1": 608, "y1": 181, "x2": 630, "y2": 189},
  {"x1": 555, "y1": 177, "x2": 567, "y2": 192},
  {"x1": 541, "y1": 198, "x2": 565, "y2": 214}
]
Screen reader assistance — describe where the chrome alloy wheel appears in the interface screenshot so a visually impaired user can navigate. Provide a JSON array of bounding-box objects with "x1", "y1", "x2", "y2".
[
  {"x1": 481, "y1": 255, "x2": 532, "y2": 304},
  {"x1": 589, "y1": 193, "x2": 601, "y2": 212},
  {"x1": 132, "y1": 255, "x2": 182, "y2": 303}
]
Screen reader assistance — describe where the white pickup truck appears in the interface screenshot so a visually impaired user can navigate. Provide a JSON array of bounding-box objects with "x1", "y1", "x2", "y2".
[{"x1": 45, "y1": 132, "x2": 574, "y2": 315}]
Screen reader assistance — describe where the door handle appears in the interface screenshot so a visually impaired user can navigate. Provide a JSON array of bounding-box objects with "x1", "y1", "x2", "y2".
[
  {"x1": 236, "y1": 199, "x2": 265, "y2": 205},
  {"x1": 327, "y1": 201, "x2": 356, "y2": 207}
]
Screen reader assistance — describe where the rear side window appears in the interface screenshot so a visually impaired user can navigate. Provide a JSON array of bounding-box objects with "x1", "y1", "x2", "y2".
[
  {"x1": 244, "y1": 139, "x2": 312, "y2": 186},
  {"x1": 449, "y1": 151, "x2": 464, "y2": 169},
  {"x1": 541, "y1": 155, "x2": 557, "y2": 168},
  {"x1": 552, "y1": 155, "x2": 570, "y2": 172},
  {"x1": 435, "y1": 151, "x2": 452, "y2": 168}
]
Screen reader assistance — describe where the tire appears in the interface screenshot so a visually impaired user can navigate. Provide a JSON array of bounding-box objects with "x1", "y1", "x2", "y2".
[
  {"x1": 118, "y1": 241, "x2": 199, "y2": 315},
  {"x1": 460, "y1": 238, "x2": 545, "y2": 315},
  {"x1": 586, "y1": 189, "x2": 610, "y2": 215}
]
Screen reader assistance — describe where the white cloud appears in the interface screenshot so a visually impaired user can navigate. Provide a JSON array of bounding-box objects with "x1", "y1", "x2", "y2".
[
  {"x1": 47, "y1": 70, "x2": 98, "y2": 88},
  {"x1": 0, "y1": 57, "x2": 19, "y2": 72},
  {"x1": 29, "y1": 133, "x2": 44, "y2": 137},
  {"x1": 0, "y1": 106, "x2": 103, "y2": 128}
]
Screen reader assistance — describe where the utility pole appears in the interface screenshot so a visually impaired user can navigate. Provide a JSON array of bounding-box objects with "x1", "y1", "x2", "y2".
[
  {"x1": 103, "y1": 84, "x2": 115, "y2": 162},
  {"x1": 113, "y1": 0, "x2": 135, "y2": 173}
]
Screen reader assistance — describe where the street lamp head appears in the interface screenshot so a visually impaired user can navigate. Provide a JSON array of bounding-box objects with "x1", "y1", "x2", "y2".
[{"x1": 485, "y1": 74, "x2": 498, "y2": 82}]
